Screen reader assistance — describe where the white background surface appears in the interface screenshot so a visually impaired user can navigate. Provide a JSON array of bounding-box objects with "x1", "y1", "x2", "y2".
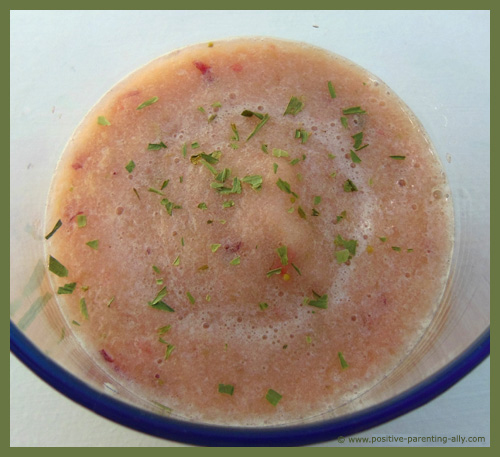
[{"x1": 10, "y1": 10, "x2": 490, "y2": 447}]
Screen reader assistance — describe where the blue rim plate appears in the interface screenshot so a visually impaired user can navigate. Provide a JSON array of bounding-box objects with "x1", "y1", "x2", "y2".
[{"x1": 10, "y1": 321, "x2": 489, "y2": 446}]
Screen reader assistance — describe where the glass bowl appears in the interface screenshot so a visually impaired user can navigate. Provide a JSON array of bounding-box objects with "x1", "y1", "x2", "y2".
[{"x1": 10, "y1": 11, "x2": 489, "y2": 446}]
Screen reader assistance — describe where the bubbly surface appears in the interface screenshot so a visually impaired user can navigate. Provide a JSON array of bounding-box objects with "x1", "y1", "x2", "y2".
[{"x1": 46, "y1": 38, "x2": 453, "y2": 425}]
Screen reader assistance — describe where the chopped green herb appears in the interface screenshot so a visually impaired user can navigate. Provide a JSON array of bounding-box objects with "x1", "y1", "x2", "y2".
[
  {"x1": 125, "y1": 160, "x2": 136, "y2": 173},
  {"x1": 222, "y1": 200, "x2": 235, "y2": 208},
  {"x1": 340, "y1": 117, "x2": 348, "y2": 129},
  {"x1": 106, "y1": 296, "x2": 115, "y2": 308},
  {"x1": 215, "y1": 168, "x2": 230, "y2": 183},
  {"x1": 45, "y1": 219, "x2": 62, "y2": 240},
  {"x1": 241, "y1": 109, "x2": 264, "y2": 119},
  {"x1": 297, "y1": 206, "x2": 307, "y2": 219},
  {"x1": 201, "y1": 159, "x2": 218, "y2": 175},
  {"x1": 230, "y1": 256, "x2": 241, "y2": 265},
  {"x1": 161, "y1": 180, "x2": 169, "y2": 190},
  {"x1": 335, "y1": 249, "x2": 350, "y2": 264},
  {"x1": 259, "y1": 302, "x2": 269, "y2": 310},
  {"x1": 198, "y1": 265, "x2": 209, "y2": 271},
  {"x1": 273, "y1": 163, "x2": 278, "y2": 174},
  {"x1": 191, "y1": 142, "x2": 200, "y2": 149},
  {"x1": 97, "y1": 116, "x2": 111, "y2": 126},
  {"x1": 197, "y1": 106, "x2": 206, "y2": 114},
  {"x1": 212, "y1": 177, "x2": 242, "y2": 195},
  {"x1": 197, "y1": 202, "x2": 208, "y2": 210},
  {"x1": 343, "y1": 106, "x2": 366, "y2": 115},
  {"x1": 152, "y1": 265, "x2": 161, "y2": 273},
  {"x1": 328, "y1": 153, "x2": 336, "y2": 160},
  {"x1": 306, "y1": 335, "x2": 312, "y2": 344},
  {"x1": 80, "y1": 298, "x2": 89, "y2": 320},
  {"x1": 311, "y1": 208, "x2": 320, "y2": 217},
  {"x1": 246, "y1": 113, "x2": 270, "y2": 141},
  {"x1": 156, "y1": 279, "x2": 164, "y2": 285},
  {"x1": 287, "y1": 207, "x2": 294, "y2": 213},
  {"x1": 276, "y1": 245, "x2": 288, "y2": 266},
  {"x1": 182, "y1": 143, "x2": 187, "y2": 157},
  {"x1": 148, "y1": 187, "x2": 164, "y2": 195},
  {"x1": 231, "y1": 123, "x2": 239, "y2": 141},
  {"x1": 379, "y1": 236, "x2": 387, "y2": 242},
  {"x1": 164, "y1": 344, "x2": 175, "y2": 360},
  {"x1": 334, "y1": 235, "x2": 358, "y2": 256},
  {"x1": 137, "y1": 96, "x2": 159, "y2": 110},
  {"x1": 265, "y1": 389, "x2": 283, "y2": 406},
  {"x1": 48, "y1": 256, "x2": 68, "y2": 277},
  {"x1": 327, "y1": 80, "x2": 337, "y2": 98},
  {"x1": 212, "y1": 101, "x2": 222, "y2": 108},
  {"x1": 150, "y1": 287, "x2": 167, "y2": 305},
  {"x1": 160, "y1": 198, "x2": 182, "y2": 215},
  {"x1": 330, "y1": 171, "x2": 337, "y2": 179},
  {"x1": 241, "y1": 175, "x2": 263, "y2": 190},
  {"x1": 350, "y1": 150, "x2": 362, "y2": 163},
  {"x1": 149, "y1": 301, "x2": 175, "y2": 312},
  {"x1": 200, "y1": 152, "x2": 220, "y2": 164},
  {"x1": 77, "y1": 215, "x2": 87, "y2": 228},
  {"x1": 266, "y1": 268, "x2": 282, "y2": 278},
  {"x1": 308, "y1": 292, "x2": 328, "y2": 309},
  {"x1": 211, "y1": 243, "x2": 222, "y2": 253},
  {"x1": 313, "y1": 196, "x2": 322, "y2": 205},
  {"x1": 181, "y1": 237, "x2": 185, "y2": 246},
  {"x1": 206, "y1": 294, "x2": 211, "y2": 302},
  {"x1": 208, "y1": 114, "x2": 218, "y2": 123},
  {"x1": 157, "y1": 325, "x2": 171, "y2": 335},
  {"x1": 272, "y1": 148, "x2": 289, "y2": 158},
  {"x1": 173, "y1": 255, "x2": 180, "y2": 266},
  {"x1": 72, "y1": 320, "x2": 80, "y2": 326},
  {"x1": 276, "y1": 178, "x2": 298, "y2": 198},
  {"x1": 86, "y1": 240, "x2": 99, "y2": 250},
  {"x1": 336, "y1": 210, "x2": 347, "y2": 222},
  {"x1": 81, "y1": 285, "x2": 89, "y2": 292},
  {"x1": 407, "y1": 248, "x2": 414, "y2": 253},
  {"x1": 186, "y1": 291, "x2": 195, "y2": 304},
  {"x1": 392, "y1": 246, "x2": 402, "y2": 252},
  {"x1": 147, "y1": 141, "x2": 167, "y2": 150},
  {"x1": 338, "y1": 351, "x2": 349, "y2": 369},
  {"x1": 352, "y1": 132, "x2": 364, "y2": 150},
  {"x1": 291, "y1": 263, "x2": 302, "y2": 276},
  {"x1": 151, "y1": 401, "x2": 172, "y2": 413},
  {"x1": 261, "y1": 144, "x2": 268, "y2": 153},
  {"x1": 294, "y1": 128, "x2": 311, "y2": 144},
  {"x1": 133, "y1": 188, "x2": 140, "y2": 200},
  {"x1": 389, "y1": 155, "x2": 406, "y2": 160},
  {"x1": 290, "y1": 158, "x2": 300, "y2": 166},
  {"x1": 57, "y1": 282, "x2": 77, "y2": 295},
  {"x1": 218, "y1": 384, "x2": 234, "y2": 395},
  {"x1": 343, "y1": 179, "x2": 358, "y2": 192},
  {"x1": 284, "y1": 96, "x2": 304, "y2": 116}
]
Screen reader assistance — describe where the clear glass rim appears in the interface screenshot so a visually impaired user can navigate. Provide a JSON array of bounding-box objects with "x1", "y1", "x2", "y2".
[{"x1": 10, "y1": 321, "x2": 489, "y2": 446}]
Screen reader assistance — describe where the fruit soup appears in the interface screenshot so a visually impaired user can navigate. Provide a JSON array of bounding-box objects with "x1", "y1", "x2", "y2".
[{"x1": 45, "y1": 38, "x2": 453, "y2": 425}]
